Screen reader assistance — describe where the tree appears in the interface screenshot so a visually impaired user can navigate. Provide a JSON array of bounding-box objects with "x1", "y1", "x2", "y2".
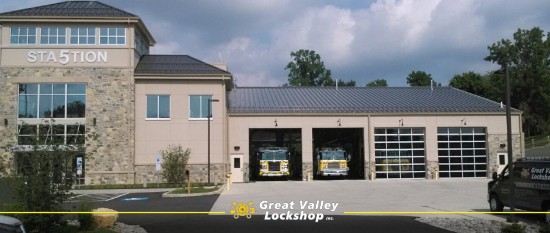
[
  {"x1": 484, "y1": 27, "x2": 550, "y2": 136},
  {"x1": 3, "y1": 121, "x2": 97, "y2": 232},
  {"x1": 406, "y1": 70, "x2": 441, "y2": 86},
  {"x1": 449, "y1": 71, "x2": 490, "y2": 97},
  {"x1": 366, "y1": 79, "x2": 388, "y2": 87},
  {"x1": 337, "y1": 79, "x2": 356, "y2": 87},
  {"x1": 285, "y1": 49, "x2": 334, "y2": 86},
  {"x1": 161, "y1": 145, "x2": 190, "y2": 184}
]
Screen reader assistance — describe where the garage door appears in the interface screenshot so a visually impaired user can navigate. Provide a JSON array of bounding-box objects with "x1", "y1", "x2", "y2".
[
  {"x1": 374, "y1": 128, "x2": 425, "y2": 179},
  {"x1": 437, "y1": 127, "x2": 487, "y2": 178}
]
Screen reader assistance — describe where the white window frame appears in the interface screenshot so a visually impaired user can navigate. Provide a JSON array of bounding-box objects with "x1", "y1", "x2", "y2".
[
  {"x1": 40, "y1": 27, "x2": 67, "y2": 45},
  {"x1": 188, "y1": 95, "x2": 213, "y2": 120},
  {"x1": 99, "y1": 27, "x2": 126, "y2": 45},
  {"x1": 10, "y1": 27, "x2": 37, "y2": 45},
  {"x1": 70, "y1": 27, "x2": 96, "y2": 45},
  {"x1": 374, "y1": 127, "x2": 426, "y2": 179},
  {"x1": 146, "y1": 95, "x2": 171, "y2": 121}
]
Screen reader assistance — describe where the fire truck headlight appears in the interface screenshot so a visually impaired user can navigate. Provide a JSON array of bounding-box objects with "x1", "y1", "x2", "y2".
[
  {"x1": 261, "y1": 164, "x2": 267, "y2": 169},
  {"x1": 340, "y1": 163, "x2": 345, "y2": 168}
]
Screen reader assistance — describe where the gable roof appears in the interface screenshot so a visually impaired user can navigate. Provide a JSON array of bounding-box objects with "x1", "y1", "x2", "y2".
[
  {"x1": 0, "y1": 1, "x2": 136, "y2": 18},
  {"x1": 228, "y1": 86, "x2": 520, "y2": 114},
  {"x1": 134, "y1": 55, "x2": 231, "y2": 76}
]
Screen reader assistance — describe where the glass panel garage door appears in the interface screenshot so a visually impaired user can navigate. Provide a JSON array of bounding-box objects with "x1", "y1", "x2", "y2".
[
  {"x1": 374, "y1": 128, "x2": 425, "y2": 179},
  {"x1": 437, "y1": 127, "x2": 487, "y2": 178}
]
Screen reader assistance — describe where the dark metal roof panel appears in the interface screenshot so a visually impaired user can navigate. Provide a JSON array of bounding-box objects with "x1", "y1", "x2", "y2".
[
  {"x1": 0, "y1": 1, "x2": 137, "y2": 18},
  {"x1": 228, "y1": 87, "x2": 520, "y2": 114},
  {"x1": 134, "y1": 55, "x2": 231, "y2": 75}
]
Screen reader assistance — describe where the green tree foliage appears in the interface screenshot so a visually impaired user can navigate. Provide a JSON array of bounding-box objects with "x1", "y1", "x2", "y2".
[
  {"x1": 449, "y1": 71, "x2": 491, "y2": 98},
  {"x1": 406, "y1": 70, "x2": 441, "y2": 86},
  {"x1": 285, "y1": 49, "x2": 355, "y2": 87},
  {"x1": 484, "y1": 27, "x2": 550, "y2": 136},
  {"x1": 2, "y1": 121, "x2": 96, "y2": 233},
  {"x1": 337, "y1": 79, "x2": 356, "y2": 87},
  {"x1": 285, "y1": 49, "x2": 333, "y2": 86},
  {"x1": 366, "y1": 79, "x2": 388, "y2": 87},
  {"x1": 161, "y1": 145, "x2": 190, "y2": 184}
]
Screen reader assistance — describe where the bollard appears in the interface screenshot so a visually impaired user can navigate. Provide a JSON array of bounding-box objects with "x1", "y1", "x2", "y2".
[
  {"x1": 186, "y1": 170, "x2": 190, "y2": 194},
  {"x1": 435, "y1": 167, "x2": 439, "y2": 180},
  {"x1": 226, "y1": 173, "x2": 232, "y2": 190},
  {"x1": 370, "y1": 168, "x2": 375, "y2": 181}
]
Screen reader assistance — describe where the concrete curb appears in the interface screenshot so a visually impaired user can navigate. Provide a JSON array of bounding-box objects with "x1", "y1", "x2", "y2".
[{"x1": 162, "y1": 184, "x2": 226, "y2": 197}]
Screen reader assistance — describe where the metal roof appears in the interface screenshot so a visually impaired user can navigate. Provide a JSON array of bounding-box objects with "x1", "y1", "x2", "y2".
[
  {"x1": 134, "y1": 55, "x2": 231, "y2": 75},
  {"x1": 0, "y1": 1, "x2": 137, "y2": 18},
  {"x1": 228, "y1": 87, "x2": 520, "y2": 114}
]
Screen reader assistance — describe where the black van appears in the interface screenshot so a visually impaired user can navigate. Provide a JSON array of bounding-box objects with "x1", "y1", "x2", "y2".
[{"x1": 488, "y1": 158, "x2": 550, "y2": 222}]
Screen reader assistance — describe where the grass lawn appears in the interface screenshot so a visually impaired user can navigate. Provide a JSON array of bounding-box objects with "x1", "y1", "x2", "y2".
[
  {"x1": 167, "y1": 185, "x2": 221, "y2": 194},
  {"x1": 525, "y1": 133, "x2": 550, "y2": 148},
  {"x1": 73, "y1": 183, "x2": 213, "y2": 190}
]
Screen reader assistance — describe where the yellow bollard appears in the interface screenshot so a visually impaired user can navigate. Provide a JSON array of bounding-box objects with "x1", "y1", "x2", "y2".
[
  {"x1": 226, "y1": 173, "x2": 232, "y2": 190},
  {"x1": 435, "y1": 167, "x2": 439, "y2": 180}
]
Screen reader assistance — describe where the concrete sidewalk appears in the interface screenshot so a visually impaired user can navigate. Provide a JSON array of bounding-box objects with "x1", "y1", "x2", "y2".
[{"x1": 211, "y1": 179, "x2": 504, "y2": 221}]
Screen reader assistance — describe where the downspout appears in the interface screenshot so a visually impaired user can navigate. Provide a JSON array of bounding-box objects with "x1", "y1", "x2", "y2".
[
  {"x1": 367, "y1": 114, "x2": 373, "y2": 181},
  {"x1": 519, "y1": 113, "x2": 523, "y2": 157},
  {"x1": 223, "y1": 76, "x2": 228, "y2": 182}
]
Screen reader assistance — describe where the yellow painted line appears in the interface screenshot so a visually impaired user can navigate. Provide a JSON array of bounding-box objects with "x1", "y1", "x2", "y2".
[
  {"x1": 344, "y1": 211, "x2": 549, "y2": 215},
  {"x1": 0, "y1": 212, "x2": 226, "y2": 215}
]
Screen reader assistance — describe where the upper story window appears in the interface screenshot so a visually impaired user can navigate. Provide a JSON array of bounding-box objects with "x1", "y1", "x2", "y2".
[
  {"x1": 189, "y1": 95, "x2": 213, "y2": 119},
  {"x1": 18, "y1": 83, "x2": 86, "y2": 119},
  {"x1": 100, "y1": 27, "x2": 125, "y2": 45},
  {"x1": 70, "y1": 27, "x2": 96, "y2": 45},
  {"x1": 147, "y1": 95, "x2": 170, "y2": 119},
  {"x1": 40, "y1": 27, "x2": 66, "y2": 44},
  {"x1": 10, "y1": 27, "x2": 36, "y2": 44}
]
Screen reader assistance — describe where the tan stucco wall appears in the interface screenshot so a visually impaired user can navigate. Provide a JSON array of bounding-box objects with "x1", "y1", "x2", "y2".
[
  {"x1": 0, "y1": 23, "x2": 138, "y2": 68},
  {"x1": 134, "y1": 79, "x2": 228, "y2": 183},
  {"x1": 228, "y1": 114, "x2": 522, "y2": 180}
]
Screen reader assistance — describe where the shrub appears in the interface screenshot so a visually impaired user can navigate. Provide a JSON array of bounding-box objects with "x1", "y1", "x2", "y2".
[
  {"x1": 539, "y1": 222, "x2": 550, "y2": 233},
  {"x1": 78, "y1": 201, "x2": 95, "y2": 230},
  {"x1": 160, "y1": 145, "x2": 190, "y2": 184},
  {"x1": 501, "y1": 222, "x2": 526, "y2": 233}
]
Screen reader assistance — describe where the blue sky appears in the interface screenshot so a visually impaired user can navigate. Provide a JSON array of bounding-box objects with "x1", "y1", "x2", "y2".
[{"x1": 3, "y1": 0, "x2": 550, "y2": 87}]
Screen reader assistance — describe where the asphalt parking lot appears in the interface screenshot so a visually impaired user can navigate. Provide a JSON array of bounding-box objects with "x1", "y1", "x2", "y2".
[{"x1": 211, "y1": 178, "x2": 504, "y2": 221}]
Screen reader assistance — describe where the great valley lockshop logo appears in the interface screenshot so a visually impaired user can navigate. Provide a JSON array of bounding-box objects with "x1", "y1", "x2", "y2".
[{"x1": 260, "y1": 200, "x2": 338, "y2": 223}]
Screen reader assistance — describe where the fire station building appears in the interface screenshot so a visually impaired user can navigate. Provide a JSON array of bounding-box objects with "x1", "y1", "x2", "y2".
[{"x1": 0, "y1": 1, "x2": 523, "y2": 185}]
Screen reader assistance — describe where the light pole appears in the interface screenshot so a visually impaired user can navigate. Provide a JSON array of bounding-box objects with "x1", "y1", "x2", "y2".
[
  {"x1": 504, "y1": 66, "x2": 516, "y2": 219},
  {"x1": 207, "y1": 98, "x2": 219, "y2": 185}
]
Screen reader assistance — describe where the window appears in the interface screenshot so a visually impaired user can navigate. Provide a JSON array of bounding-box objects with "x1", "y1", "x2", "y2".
[
  {"x1": 100, "y1": 27, "x2": 125, "y2": 45},
  {"x1": 70, "y1": 27, "x2": 96, "y2": 44},
  {"x1": 189, "y1": 95, "x2": 213, "y2": 119},
  {"x1": 10, "y1": 27, "x2": 36, "y2": 44},
  {"x1": 437, "y1": 127, "x2": 487, "y2": 178},
  {"x1": 40, "y1": 27, "x2": 66, "y2": 44},
  {"x1": 374, "y1": 128, "x2": 425, "y2": 179},
  {"x1": 147, "y1": 95, "x2": 170, "y2": 119},
  {"x1": 17, "y1": 123, "x2": 85, "y2": 145},
  {"x1": 18, "y1": 84, "x2": 86, "y2": 119}
]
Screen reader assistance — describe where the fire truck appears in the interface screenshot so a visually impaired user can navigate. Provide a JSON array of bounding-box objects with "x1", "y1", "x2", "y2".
[{"x1": 257, "y1": 147, "x2": 290, "y2": 177}]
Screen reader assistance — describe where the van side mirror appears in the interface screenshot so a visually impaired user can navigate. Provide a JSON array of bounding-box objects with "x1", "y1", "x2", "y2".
[{"x1": 492, "y1": 171, "x2": 498, "y2": 181}]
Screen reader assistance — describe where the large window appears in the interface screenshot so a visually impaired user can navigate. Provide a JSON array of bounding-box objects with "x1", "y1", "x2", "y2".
[
  {"x1": 374, "y1": 128, "x2": 425, "y2": 179},
  {"x1": 18, "y1": 123, "x2": 85, "y2": 145},
  {"x1": 70, "y1": 27, "x2": 96, "y2": 44},
  {"x1": 10, "y1": 27, "x2": 36, "y2": 44},
  {"x1": 437, "y1": 127, "x2": 487, "y2": 178},
  {"x1": 189, "y1": 95, "x2": 213, "y2": 119},
  {"x1": 147, "y1": 95, "x2": 170, "y2": 119},
  {"x1": 18, "y1": 84, "x2": 86, "y2": 119},
  {"x1": 99, "y1": 28, "x2": 125, "y2": 45},
  {"x1": 40, "y1": 27, "x2": 66, "y2": 44}
]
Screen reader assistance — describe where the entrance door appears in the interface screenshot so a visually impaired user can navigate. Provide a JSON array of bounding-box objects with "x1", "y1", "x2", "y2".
[
  {"x1": 497, "y1": 153, "x2": 508, "y2": 174},
  {"x1": 231, "y1": 154, "x2": 244, "y2": 183}
]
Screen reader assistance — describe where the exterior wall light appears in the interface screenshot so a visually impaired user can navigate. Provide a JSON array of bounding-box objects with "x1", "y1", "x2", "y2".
[
  {"x1": 399, "y1": 118, "x2": 403, "y2": 126},
  {"x1": 461, "y1": 118, "x2": 467, "y2": 126},
  {"x1": 274, "y1": 119, "x2": 278, "y2": 127},
  {"x1": 337, "y1": 118, "x2": 341, "y2": 127}
]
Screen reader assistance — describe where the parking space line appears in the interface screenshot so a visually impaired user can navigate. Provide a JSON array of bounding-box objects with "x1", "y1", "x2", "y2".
[{"x1": 105, "y1": 193, "x2": 129, "y2": 201}]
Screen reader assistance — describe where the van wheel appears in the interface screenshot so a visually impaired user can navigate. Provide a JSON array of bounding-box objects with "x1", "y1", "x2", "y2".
[{"x1": 489, "y1": 194, "x2": 504, "y2": 212}]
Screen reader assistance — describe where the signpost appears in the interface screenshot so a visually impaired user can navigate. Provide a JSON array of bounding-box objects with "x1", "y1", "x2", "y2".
[{"x1": 155, "y1": 156, "x2": 161, "y2": 187}]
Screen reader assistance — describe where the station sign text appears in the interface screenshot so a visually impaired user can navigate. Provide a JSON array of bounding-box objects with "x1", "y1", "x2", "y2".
[{"x1": 27, "y1": 50, "x2": 108, "y2": 65}]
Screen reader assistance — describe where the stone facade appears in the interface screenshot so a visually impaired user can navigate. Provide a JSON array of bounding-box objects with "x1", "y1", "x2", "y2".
[
  {"x1": 302, "y1": 162, "x2": 312, "y2": 181},
  {"x1": 0, "y1": 67, "x2": 136, "y2": 185},
  {"x1": 487, "y1": 134, "x2": 522, "y2": 175}
]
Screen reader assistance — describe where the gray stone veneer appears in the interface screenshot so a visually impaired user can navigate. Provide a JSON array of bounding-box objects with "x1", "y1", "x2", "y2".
[{"x1": 0, "y1": 67, "x2": 136, "y2": 185}]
